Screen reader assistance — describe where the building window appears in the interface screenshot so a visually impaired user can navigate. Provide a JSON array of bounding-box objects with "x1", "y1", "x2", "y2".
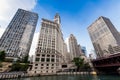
[
  {"x1": 47, "y1": 54, "x2": 50, "y2": 57},
  {"x1": 51, "y1": 59, "x2": 55, "y2": 62},
  {"x1": 47, "y1": 64, "x2": 49, "y2": 66},
  {"x1": 41, "y1": 58, "x2": 45, "y2": 62},
  {"x1": 36, "y1": 54, "x2": 40, "y2": 56},
  {"x1": 46, "y1": 58, "x2": 50, "y2": 62},
  {"x1": 35, "y1": 64, "x2": 38, "y2": 66},
  {"x1": 41, "y1": 64, "x2": 44, "y2": 66},
  {"x1": 35, "y1": 58, "x2": 39, "y2": 61},
  {"x1": 51, "y1": 67, "x2": 54, "y2": 69},
  {"x1": 56, "y1": 59, "x2": 59, "y2": 62},
  {"x1": 52, "y1": 64, "x2": 54, "y2": 66},
  {"x1": 52, "y1": 55, "x2": 54, "y2": 57},
  {"x1": 35, "y1": 67, "x2": 37, "y2": 69},
  {"x1": 42, "y1": 54, "x2": 45, "y2": 57}
]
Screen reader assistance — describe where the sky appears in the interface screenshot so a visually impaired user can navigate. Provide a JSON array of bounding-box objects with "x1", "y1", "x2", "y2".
[{"x1": 0, "y1": 0, "x2": 120, "y2": 57}]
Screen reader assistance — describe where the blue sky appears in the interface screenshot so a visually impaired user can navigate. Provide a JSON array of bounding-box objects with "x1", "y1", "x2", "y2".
[
  {"x1": 0, "y1": 0, "x2": 120, "y2": 56},
  {"x1": 32, "y1": 0, "x2": 120, "y2": 56}
]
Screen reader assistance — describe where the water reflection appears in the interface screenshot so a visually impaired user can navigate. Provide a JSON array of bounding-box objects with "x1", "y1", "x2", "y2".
[
  {"x1": 8, "y1": 74, "x2": 120, "y2": 80},
  {"x1": 92, "y1": 74, "x2": 99, "y2": 80}
]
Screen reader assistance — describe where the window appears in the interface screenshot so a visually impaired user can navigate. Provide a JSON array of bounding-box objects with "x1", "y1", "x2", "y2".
[
  {"x1": 51, "y1": 59, "x2": 55, "y2": 62},
  {"x1": 47, "y1": 64, "x2": 49, "y2": 66},
  {"x1": 56, "y1": 59, "x2": 59, "y2": 62},
  {"x1": 42, "y1": 54, "x2": 45, "y2": 57},
  {"x1": 35, "y1": 64, "x2": 38, "y2": 66},
  {"x1": 46, "y1": 58, "x2": 50, "y2": 62},
  {"x1": 52, "y1": 55, "x2": 54, "y2": 57},
  {"x1": 52, "y1": 64, "x2": 54, "y2": 66},
  {"x1": 36, "y1": 54, "x2": 40, "y2": 56},
  {"x1": 35, "y1": 58, "x2": 39, "y2": 61},
  {"x1": 51, "y1": 67, "x2": 54, "y2": 69},
  {"x1": 62, "y1": 65, "x2": 67, "y2": 68},
  {"x1": 41, "y1": 64, "x2": 44, "y2": 66},
  {"x1": 35, "y1": 67, "x2": 37, "y2": 69},
  {"x1": 41, "y1": 58, "x2": 45, "y2": 62},
  {"x1": 47, "y1": 54, "x2": 50, "y2": 57}
]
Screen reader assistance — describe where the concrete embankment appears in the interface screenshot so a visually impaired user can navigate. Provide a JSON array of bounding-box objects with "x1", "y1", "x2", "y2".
[
  {"x1": 28, "y1": 71, "x2": 97, "y2": 76},
  {"x1": 0, "y1": 71, "x2": 97, "y2": 79},
  {"x1": 0, "y1": 72, "x2": 28, "y2": 79},
  {"x1": 57, "y1": 71, "x2": 97, "y2": 75}
]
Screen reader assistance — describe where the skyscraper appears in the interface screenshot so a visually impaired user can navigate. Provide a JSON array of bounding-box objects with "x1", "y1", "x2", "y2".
[
  {"x1": 68, "y1": 34, "x2": 81, "y2": 60},
  {"x1": 63, "y1": 42, "x2": 69, "y2": 62},
  {"x1": 29, "y1": 14, "x2": 67, "y2": 74},
  {"x1": 81, "y1": 46, "x2": 87, "y2": 56},
  {"x1": 78, "y1": 44, "x2": 83, "y2": 56},
  {"x1": 0, "y1": 9, "x2": 38, "y2": 59},
  {"x1": 88, "y1": 16, "x2": 120, "y2": 58}
]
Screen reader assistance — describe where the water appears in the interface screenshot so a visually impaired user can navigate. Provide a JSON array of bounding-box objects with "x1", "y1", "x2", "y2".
[{"x1": 7, "y1": 75, "x2": 120, "y2": 80}]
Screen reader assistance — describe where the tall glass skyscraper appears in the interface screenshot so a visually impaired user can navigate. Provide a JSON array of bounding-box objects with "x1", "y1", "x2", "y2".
[
  {"x1": 0, "y1": 9, "x2": 38, "y2": 59},
  {"x1": 88, "y1": 16, "x2": 120, "y2": 58}
]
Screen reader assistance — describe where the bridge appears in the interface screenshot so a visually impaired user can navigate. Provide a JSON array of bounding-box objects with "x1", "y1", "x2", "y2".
[{"x1": 91, "y1": 53, "x2": 120, "y2": 74}]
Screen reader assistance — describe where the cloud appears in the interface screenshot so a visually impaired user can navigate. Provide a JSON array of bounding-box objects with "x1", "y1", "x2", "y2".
[{"x1": 0, "y1": 0, "x2": 37, "y2": 28}]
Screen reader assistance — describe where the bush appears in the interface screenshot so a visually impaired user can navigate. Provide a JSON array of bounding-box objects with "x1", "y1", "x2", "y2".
[
  {"x1": 11, "y1": 62, "x2": 29, "y2": 71},
  {"x1": 0, "y1": 51, "x2": 5, "y2": 61},
  {"x1": 72, "y1": 57, "x2": 91, "y2": 71},
  {"x1": 0, "y1": 62, "x2": 3, "y2": 67}
]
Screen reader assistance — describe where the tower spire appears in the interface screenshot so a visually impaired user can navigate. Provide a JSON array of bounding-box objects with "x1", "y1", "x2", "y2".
[{"x1": 54, "y1": 13, "x2": 61, "y2": 24}]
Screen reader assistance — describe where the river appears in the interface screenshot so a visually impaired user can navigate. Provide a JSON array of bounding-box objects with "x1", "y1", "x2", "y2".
[{"x1": 8, "y1": 74, "x2": 120, "y2": 80}]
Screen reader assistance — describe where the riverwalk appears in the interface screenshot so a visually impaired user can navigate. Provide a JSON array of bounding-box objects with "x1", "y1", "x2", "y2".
[
  {"x1": 57, "y1": 72, "x2": 90, "y2": 75},
  {"x1": 0, "y1": 71, "x2": 96, "y2": 79},
  {"x1": 0, "y1": 72, "x2": 28, "y2": 79}
]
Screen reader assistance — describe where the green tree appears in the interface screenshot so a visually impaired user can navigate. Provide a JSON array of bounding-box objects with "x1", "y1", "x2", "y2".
[
  {"x1": 11, "y1": 62, "x2": 21, "y2": 71},
  {"x1": 0, "y1": 62, "x2": 3, "y2": 67},
  {"x1": 22, "y1": 55, "x2": 29, "y2": 63},
  {"x1": 73, "y1": 57, "x2": 84, "y2": 71},
  {"x1": 0, "y1": 51, "x2": 5, "y2": 61},
  {"x1": 83, "y1": 62, "x2": 91, "y2": 71},
  {"x1": 72, "y1": 57, "x2": 91, "y2": 71},
  {"x1": 11, "y1": 62, "x2": 29, "y2": 71}
]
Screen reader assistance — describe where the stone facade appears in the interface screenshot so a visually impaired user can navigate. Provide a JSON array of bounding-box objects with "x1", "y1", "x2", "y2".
[
  {"x1": 29, "y1": 14, "x2": 68, "y2": 75},
  {"x1": 68, "y1": 34, "x2": 82, "y2": 60}
]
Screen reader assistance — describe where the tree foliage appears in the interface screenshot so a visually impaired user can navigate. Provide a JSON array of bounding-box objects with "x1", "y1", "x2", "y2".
[
  {"x1": 0, "y1": 51, "x2": 5, "y2": 61},
  {"x1": 72, "y1": 57, "x2": 91, "y2": 71},
  {"x1": 22, "y1": 55, "x2": 29, "y2": 63},
  {"x1": 11, "y1": 62, "x2": 29, "y2": 71},
  {"x1": 0, "y1": 62, "x2": 3, "y2": 67}
]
